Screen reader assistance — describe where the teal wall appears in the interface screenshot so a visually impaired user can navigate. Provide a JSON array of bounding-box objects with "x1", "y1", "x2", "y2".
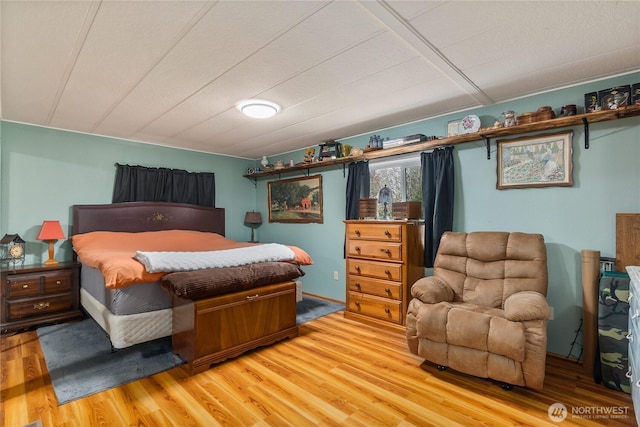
[
  {"x1": 256, "y1": 72, "x2": 640, "y2": 358},
  {"x1": 1, "y1": 72, "x2": 638, "y2": 358},
  {"x1": 0, "y1": 123, "x2": 257, "y2": 264}
]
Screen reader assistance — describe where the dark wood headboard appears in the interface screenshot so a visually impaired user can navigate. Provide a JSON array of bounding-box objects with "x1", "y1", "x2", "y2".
[{"x1": 72, "y1": 202, "x2": 225, "y2": 236}]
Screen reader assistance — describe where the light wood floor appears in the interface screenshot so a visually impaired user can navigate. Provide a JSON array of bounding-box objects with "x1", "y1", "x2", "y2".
[{"x1": 1, "y1": 311, "x2": 636, "y2": 427}]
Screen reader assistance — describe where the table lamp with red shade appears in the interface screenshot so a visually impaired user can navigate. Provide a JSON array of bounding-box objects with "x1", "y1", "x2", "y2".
[{"x1": 37, "y1": 220, "x2": 65, "y2": 265}]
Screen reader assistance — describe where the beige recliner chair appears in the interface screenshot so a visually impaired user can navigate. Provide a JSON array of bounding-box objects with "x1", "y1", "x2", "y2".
[{"x1": 406, "y1": 231, "x2": 550, "y2": 390}]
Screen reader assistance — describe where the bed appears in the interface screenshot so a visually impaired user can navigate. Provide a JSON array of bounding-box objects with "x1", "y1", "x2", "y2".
[{"x1": 71, "y1": 202, "x2": 309, "y2": 361}]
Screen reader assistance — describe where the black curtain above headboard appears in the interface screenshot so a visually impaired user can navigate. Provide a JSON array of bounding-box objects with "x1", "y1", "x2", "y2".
[{"x1": 112, "y1": 164, "x2": 216, "y2": 207}]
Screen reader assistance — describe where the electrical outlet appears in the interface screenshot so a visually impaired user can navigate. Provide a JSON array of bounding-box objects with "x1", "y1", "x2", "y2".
[
  {"x1": 549, "y1": 306, "x2": 554, "y2": 320},
  {"x1": 333, "y1": 271, "x2": 339, "y2": 281}
]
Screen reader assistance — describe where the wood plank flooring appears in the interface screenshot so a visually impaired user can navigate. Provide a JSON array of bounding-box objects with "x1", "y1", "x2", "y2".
[{"x1": 1, "y1": 311, "x2": 636, "y2": 426}]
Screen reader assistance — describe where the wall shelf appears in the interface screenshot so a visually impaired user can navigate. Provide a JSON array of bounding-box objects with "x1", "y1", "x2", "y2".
[{"x1": 243, "y1": 105, "x2": 640, "y2": 180}]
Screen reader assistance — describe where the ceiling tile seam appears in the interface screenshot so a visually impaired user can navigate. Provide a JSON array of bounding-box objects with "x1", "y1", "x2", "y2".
[
  {"x1": 134, "y1": 1, "x2": 335, "y2": 139},
  {"x1": 465, "y1": 48, "x2": 640, "y2": 101},
  {"x1": 358, "y1": 0, "x2": 495, "y2": 106},
  {"x1": 237, "y1": 28, "x2": 390, "y2": 107},
  {"x1": 87, "y1": 0, "x2": 219, "y2": 135},
  {"x1": 46, "y1": 0, "x2": 102, "y2": 125},
  {"x1": 171, "y1": 28, "x2": 393, "y2": 143}
]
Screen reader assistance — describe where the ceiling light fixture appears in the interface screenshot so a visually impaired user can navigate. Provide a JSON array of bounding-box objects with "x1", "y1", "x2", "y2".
[{"x1": 237, "y1": 99, "x2": 281, "y2": 119}]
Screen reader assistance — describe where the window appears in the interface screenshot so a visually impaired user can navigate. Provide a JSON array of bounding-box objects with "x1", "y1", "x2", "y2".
[{"x1": 369, "y1": 155, "x2": 422, "y2": 217}]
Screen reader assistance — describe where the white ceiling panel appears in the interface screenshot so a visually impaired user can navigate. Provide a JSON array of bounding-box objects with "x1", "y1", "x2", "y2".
[
  {"x1": 0, "y1": 1, "x2": 93, "y2": 124},
  {"x1": 49, "y1": 1, "x2": 208, "y2": 132},
  {"x1": 1, "y1": 0, "x2": 638, "y2": 159},
  {"x1": 95, "y1": 0, "x2": 328, "y2": 137}
]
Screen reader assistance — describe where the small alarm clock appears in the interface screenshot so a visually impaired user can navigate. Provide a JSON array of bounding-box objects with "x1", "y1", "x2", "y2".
[{"x1": 1, "y1": 233, "x2": 26, "y2": 267}]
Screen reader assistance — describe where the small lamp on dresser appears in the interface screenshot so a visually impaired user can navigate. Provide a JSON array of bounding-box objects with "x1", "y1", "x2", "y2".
[
  {"x1": 37, "y1": 220, "x2": 65, "y2": 265},
  {"x1": 244, "y1": 211, "x2": 262, "y2": 243}
]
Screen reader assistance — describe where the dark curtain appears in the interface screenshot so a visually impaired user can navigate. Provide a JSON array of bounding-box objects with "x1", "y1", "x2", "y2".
[
  {"x1": 345, "y1": 161, "x2": 370, "y2": 220},
  {"x1": 421, "y1": 146, "x2": 455, "y2": 268},
  {"x1": 344, "y1": 161, "x2": 370, "y2": 258},
  {"x1": 112, "y1": 164, "x2": 216, "y2": 207}
]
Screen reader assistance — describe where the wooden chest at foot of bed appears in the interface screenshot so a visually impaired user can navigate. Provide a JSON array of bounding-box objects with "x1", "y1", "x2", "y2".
[{"x1": 171, "y1": 281, "x2": 299, "y2": 374}]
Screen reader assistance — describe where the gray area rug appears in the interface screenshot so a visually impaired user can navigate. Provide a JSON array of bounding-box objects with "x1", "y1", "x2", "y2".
[
  {"x1": 37, "y1": 319, "x2": 183, "y2": 405},
  {"x1": 296, "y1": 295, "x2": 344, "y2": 324},
  {"x1": 38, "y1": 296, "x2": 344, "y2": 404}
]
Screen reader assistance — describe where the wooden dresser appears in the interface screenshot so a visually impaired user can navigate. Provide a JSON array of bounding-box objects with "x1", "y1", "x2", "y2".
[
  {"x1": 344, "y1": 220, "x2": 424, "y2": 329},
  {"x1": 1, "y1": 262, "x2": 82, "y2": 335}
]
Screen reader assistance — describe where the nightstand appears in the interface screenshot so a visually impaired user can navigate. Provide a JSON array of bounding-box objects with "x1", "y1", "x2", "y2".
[{"x1": 1, "y1": 262, "x2": 82, "y2": 335}]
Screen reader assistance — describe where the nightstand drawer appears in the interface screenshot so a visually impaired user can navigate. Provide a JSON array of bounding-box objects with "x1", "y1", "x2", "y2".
[
  {"x1": 347, "y1": 292, "x2": 402, "y2": 324},
  {"x1": 6, "y1": 277, "x2": 41, "y2": 298},
  {"x1": 347, "y1": 275, "x2": 402, "y2": 300},
  {"x1": 348, "y1": 259, "x2": 403, "y2": 282},
  {"x1": 6, "y1": 270, "x2": 72, "y2": 298},
  {"x1": 347, "y1": 240, "x2": 402, "y2": 261},
  {"x1": 42, "y1": 271, "x2": 73, "y2": 293},
  {"x1": 346, "y1": 223, "x2": 403, "y2": 242},
  {"x1": 6, "y1": 294, "x2": 73, "y2": 320}
]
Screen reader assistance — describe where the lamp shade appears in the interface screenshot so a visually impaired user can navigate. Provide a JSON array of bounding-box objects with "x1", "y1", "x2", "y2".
[
  {"x1": 37, "y1": 220, "x2": 65, "y2": 241},
  {"x1": 244, "y1": 211, "x2": 262, "y2": 226},
  {"x1": 378, "y1": 185, "x2": 393, "y2": 204}
]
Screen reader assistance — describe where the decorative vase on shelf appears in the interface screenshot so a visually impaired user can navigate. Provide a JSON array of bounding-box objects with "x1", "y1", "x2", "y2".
[{"x1": 260, "y1": 156, "x2": 268, "y2": 168}]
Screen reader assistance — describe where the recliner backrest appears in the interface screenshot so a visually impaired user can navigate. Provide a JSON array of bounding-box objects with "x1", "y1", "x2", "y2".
[{"x1": 433, "y1": 231, "x2": 548, "y2": 308}]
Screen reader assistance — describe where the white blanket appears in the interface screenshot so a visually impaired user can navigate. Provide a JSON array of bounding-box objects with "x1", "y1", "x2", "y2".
[{"x1": 135, "y1": 243, "x2": 296, "y2": 273}]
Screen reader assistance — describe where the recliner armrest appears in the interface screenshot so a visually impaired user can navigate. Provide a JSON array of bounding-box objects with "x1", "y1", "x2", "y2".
[
  {"x1": 504, "y1": 291, "x2": 550, "y2": 321},
  {"x1": 411, "y1": 276, "x2": 454, "y2": 304}
]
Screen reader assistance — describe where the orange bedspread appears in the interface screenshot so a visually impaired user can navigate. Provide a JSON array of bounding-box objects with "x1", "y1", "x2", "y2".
[{"x1": 71, "y1": 230, "x2": 312, "y2": 289}]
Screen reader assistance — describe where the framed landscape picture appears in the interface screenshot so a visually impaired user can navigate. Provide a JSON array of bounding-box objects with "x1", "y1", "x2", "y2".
[
  {"x1": 497, "y1": 131, "x2": 573, "y2": 189},
  {"x1": 268, "y1": 175, "x2": 323, "y2": 223}
]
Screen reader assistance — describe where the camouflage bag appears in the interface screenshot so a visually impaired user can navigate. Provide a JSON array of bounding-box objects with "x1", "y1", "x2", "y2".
[{"x1": 597, "y1": 271, "x2": 631, "y2": 394}]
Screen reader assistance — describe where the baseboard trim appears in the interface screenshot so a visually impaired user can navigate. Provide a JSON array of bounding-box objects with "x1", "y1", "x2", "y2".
[{"x1": 301, "y1": 291, "x2": 345, "y2": 305}]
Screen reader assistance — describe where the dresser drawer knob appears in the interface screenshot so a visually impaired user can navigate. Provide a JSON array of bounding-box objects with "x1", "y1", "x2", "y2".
[
  {"x1": 385, "y1": 288, "x2": 391, "y2": 293},
  {"x1": 384, "y1": 308, "x2": 390, "y2": 314},
  {"x1": 354, "y1": 301, "x2": 360, "y2": 307},
  {"x1": 355, "y1": 266, "x2": 361, "y2": 273},
  {"x1": 355, "y1": 246, "x2": 361, "y2": 252},
  {"x1": 380, "y1": 249, "x2": 391, "y2": 255},
  {"x1": 355, "y1": 283, "x2": 361, "y2": 289},
  {"x1": 384, "y1": 230, "x2": 391, "y2": 237},
  {"x1": 56, "y1": 280, "x2": 62, "y2": 285},
  {"x1": 246, "y1": 294, "x2": 259, "y2": 301},
  {"x1": 22, "y1": 284, "x2": 30, "y2": 289},
  {"x1": 354, "y1": 230, "x2": 360, "y2": 236},
  {"x1": 34, "y1": 301, "x2": 50, "y2": 310},
  {"x1": 384, "y1": 269, "x2": 391, "y2": 275}
]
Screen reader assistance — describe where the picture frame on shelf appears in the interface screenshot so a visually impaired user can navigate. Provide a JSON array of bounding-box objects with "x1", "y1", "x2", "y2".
[
  {"x1": 268, "y1": 174, "x2": 323, "y2": 223},
  {"x1": 497, "y1": 131, "x2": 573, "y2": 190},
  {"x1": 447, "y1": 119, "x2": 464, "y2": 137}
]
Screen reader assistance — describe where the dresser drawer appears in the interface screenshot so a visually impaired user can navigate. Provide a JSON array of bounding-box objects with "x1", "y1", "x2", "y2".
[
  {"x1": 347, "y1": 240, "x2": 402, "y2": 261},
  {"x1": 346, "y1": 223, "x2": 403, "y2": 242},
  {"x1": 347, "y1": 275, "x2": 402, "y2": 300},
  {"x1": 6, "y1": 294, "x2": 74, "y2": 320},
  {"x1": 347, "y1": 292, "x2": 402, "y2": 324},
  {"x1": 348, "y1": 259, "x2": 403, "y2": 282}
]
